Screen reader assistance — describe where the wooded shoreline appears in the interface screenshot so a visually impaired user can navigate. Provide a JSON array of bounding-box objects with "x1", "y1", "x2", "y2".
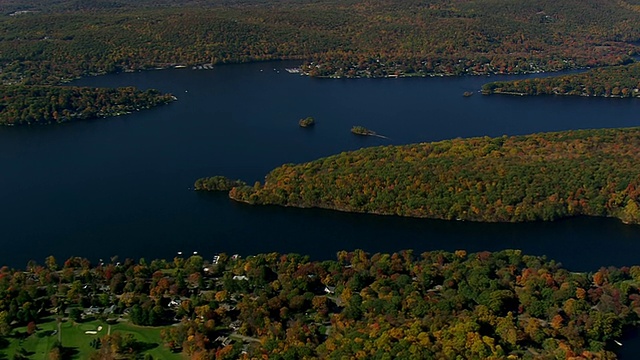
[{"x1": 196, "y1": 127, "x2": 640, "y2": 225}]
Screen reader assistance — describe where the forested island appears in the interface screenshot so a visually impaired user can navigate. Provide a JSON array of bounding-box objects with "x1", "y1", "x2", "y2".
[
  {"x1": 0, "y1": 249, "x2": 639, "y2": 359},
  {"x1": 351, "y1": 126, "x2": 376, "y2": 136},
  {"x1": 0, "y1": 85, "x2": 175, "y2": 125},
  {"x1": 298, "y1": 117, "x2": 315, "y2": 128},
  {"x1": 194, "y1": 176, "x2": 246, "y2": 192},
  {"x1": 483, "y1": 63, "x2": 640, "y2": 98},
  {"x1": 203, "y1": 127, "x2": 640, "y2": 224}
]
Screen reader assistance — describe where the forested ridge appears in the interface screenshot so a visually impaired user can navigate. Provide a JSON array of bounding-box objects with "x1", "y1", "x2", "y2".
[
  {"x1": 222, "y1": 127, "x2": 640, "y2": 224},
  {"x1": 483, "y1": 62, "x2": 640, "y2": 97},
  {"x1": 1, "y1": 249, "x2": 639, "y2": 359}
]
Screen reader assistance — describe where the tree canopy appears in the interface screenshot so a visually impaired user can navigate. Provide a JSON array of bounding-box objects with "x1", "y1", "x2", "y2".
[
  {"x1": 225, "y1": 127, "x2": 640, "y2": 224},
  {"x1": 1, "y1": 249, "x2": 639, "y2": 359}
]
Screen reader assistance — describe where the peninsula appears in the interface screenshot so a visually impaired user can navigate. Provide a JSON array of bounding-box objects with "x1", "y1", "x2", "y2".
[
  {"x1": 198, "y1": 127, "x2": 640, "y2": 224},
  {"x1": 482, "y1": 63, "x2": 640, "y2": 98},
  {"x1": 0, "y1": 85, "x2": 175, "y2": 125}
]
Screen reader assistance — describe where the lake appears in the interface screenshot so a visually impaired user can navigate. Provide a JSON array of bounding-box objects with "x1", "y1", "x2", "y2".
[{"x1": 1, "y1": 61, "x2": 639, "y2": 273}]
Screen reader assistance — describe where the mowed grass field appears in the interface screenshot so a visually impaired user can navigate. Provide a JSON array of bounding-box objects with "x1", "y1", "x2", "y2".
[{"x1": 0, "y1": 317, "x2": 184, "y2": 359}]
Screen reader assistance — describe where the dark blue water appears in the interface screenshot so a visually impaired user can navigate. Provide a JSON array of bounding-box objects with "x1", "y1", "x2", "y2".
[{"x1": 1, "y1": 61, "x2": 640, "y2": 275}]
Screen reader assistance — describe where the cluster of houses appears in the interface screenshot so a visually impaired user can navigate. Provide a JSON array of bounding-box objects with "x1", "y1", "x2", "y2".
[{"x1": 45, "y1": 252, "x2": 343, "y2": 353}]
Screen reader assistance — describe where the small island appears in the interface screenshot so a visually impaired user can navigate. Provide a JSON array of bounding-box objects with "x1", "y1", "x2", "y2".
[
  {"x1": 463, "y1": 91, "x2": 474, "y2": 97},
  {"x1": 351, "y1": 125, "x2": 376, "y2": 136},
  {"x1": 298, "y1": 116, "x2": 315, "y2": 127},
  {"x1": 194, "y1": 176, "x2": 246, "y2": 191}
]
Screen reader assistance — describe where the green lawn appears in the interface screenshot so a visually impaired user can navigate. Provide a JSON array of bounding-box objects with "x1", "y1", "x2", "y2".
[{"x1": 0, "y1": 318, "x2": 184, "y2": 359}]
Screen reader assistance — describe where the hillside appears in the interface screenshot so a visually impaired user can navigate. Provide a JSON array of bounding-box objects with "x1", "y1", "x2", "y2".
[
  {"x1": 1, "y1": 0, "x2": 639, "y2": 85},
  {"x1": 0, "y1": 85, "x2": 175, "y2": 125},
  {"x1": 2, "y1": 0, "x2": 640, "y2": 125}
]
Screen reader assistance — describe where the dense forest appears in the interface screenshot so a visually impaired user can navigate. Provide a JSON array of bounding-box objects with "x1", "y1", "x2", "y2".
[
  {"x1": 483, "y1": 62, "x2": 640, "y2": 97},
  {"x1": 215, "y1": 127, "x2": 640, "y2": 224},
  {"x1": 2, "y1": 0, "x2": 640, "y2": 125},
  {"x1": 1, "y1": 0, "x2": 639, "y2": 85},
  {"x1": 0, "y1": 85, "x2": 175, "y2": 125},
  {"x1": 0, "y1": 249, "x2": 639, "y2": 359}
]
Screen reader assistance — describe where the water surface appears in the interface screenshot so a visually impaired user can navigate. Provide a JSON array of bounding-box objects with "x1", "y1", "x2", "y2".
[{"x1": 0, "y1": 61, "x2": 639, "y2": 274}]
